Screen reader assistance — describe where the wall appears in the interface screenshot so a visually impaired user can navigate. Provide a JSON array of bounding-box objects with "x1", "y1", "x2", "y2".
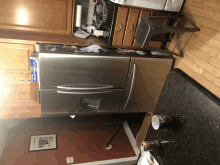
[
  {"x1": 0, "y1": 119, "x2": 26, "y2": 158},
  {"x1": 0, "y1": 116, "x2": 136, "y2": 165}
]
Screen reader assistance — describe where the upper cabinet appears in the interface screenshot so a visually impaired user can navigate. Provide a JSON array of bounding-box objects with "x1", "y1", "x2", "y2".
[{"x1": 0, "y1": 0, "x2": 74, "y2": 35}]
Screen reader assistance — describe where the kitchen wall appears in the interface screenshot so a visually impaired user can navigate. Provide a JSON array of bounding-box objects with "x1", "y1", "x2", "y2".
[
  {"x1": 167, "y1": 0, "x2": 220, "y2": 98},
  {"x1": 0, "y1": 116, "x2": 136, "y2": 165},
  {"x1": 0, "y1": 119, "x2": 27, "y2": 158}
]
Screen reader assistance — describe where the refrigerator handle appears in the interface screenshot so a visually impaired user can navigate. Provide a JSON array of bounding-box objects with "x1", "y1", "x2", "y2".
[
  {"x1": 57, "y1": 85, "x2": 113, "y2": 90},
  {"x1": 57, "y1": 90, "x2": 113, "y2": 95},
  {"x1": 123, "y1": 63, "x2": 136, "y2": 109}
]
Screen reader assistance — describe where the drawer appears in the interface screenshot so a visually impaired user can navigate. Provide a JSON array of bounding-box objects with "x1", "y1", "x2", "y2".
[
  {"x1": 133, "y1": 10, "x2": 151, "y2": 48},
  {"x1": 122, "y1": 8, "x2": 140, "y2": 46},
  {"x1": 112, "y1": 7, "x2": 129, "y2": 46}
]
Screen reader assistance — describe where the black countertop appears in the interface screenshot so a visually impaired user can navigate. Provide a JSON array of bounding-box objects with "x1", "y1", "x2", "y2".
[{"x1": 145, "y1": 68, "x2": 220, "y2": 165}]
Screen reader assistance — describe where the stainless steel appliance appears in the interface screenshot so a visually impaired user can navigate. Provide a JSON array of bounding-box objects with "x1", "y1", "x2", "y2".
[
  {"x1": 120, "y1": 57, "x2": 173, "y2": 113},
  {"x1": 110, "y1": 0, "x2": 185, "y2": 12},
  {"x1": 38, "y1": 44, "x2": 173, "y2": 117}
]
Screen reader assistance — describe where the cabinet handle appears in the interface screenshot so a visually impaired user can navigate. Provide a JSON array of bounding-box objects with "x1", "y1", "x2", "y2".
[
  {"x1": 130, "y1": 23, "x2": 134, "y2": 33},
  {"x1": 21, "y1": 79, "x2": 32, "y2": 82},
  {"x1": 119, "y1": 22, "x2": 123, "y2": 32}
]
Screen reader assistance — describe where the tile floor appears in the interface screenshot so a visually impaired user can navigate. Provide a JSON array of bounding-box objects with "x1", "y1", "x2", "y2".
[{"x1": 168, "y1": 0, "x2": 220, "y2": 98}]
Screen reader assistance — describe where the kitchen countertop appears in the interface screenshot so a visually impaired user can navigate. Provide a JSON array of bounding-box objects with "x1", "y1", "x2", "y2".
[{"x1": 144, "y1": 68, "x2": 220, "y2": 165}]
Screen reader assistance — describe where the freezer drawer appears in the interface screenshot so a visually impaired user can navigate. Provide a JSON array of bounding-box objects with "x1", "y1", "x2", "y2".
[
  {"x1": 41, "y1": 89, "x2": 124, "y2": 116},
  {"x1": 120, "y1": 57, "x2": 173, "y2": 113},
  {"x1": 39, "y1": 53, "x2": 130, "y2": 89}
]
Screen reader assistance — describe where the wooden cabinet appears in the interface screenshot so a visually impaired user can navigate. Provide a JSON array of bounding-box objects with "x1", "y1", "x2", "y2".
[
  {"x1": 0, "y1": 0, "x2": 74, "y2": 35},
  {"x1": 112, "y1": 7, "x2": 129, "y2": 46},
  {"x1": 123, "y1": 8, "x2": 140, "y2": 46},
  {"x1": 0, "y1": 42, "x2": 38, "y2": 109}
]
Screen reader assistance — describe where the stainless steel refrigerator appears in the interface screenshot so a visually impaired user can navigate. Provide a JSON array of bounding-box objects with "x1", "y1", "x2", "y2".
[{"x1": 38, "y1": 45, "x2": 173, "y2": 117}]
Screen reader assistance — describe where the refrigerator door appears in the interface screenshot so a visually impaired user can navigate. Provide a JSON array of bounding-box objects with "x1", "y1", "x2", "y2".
[
  {"x1": 39, "y1": 53, "x2": 130, "y2": 116},
  {"x1": 39, "y1": 53, "x2": 130, "y2": 89},
  {"x1": 40, "y1": 88, "x2": 124, "y2": 116},
  {"x1": 120, "y1": 57, "x2": 173, "y2": 113}
]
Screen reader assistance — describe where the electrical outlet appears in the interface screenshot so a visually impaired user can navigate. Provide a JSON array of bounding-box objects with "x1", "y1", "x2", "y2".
[{"x1": 66, "y1": 157, "x2": 74, "y2": 164}]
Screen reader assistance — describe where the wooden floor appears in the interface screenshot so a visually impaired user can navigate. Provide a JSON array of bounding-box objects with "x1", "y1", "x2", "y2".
[{"x1": 168, "y1": 0, "x2": 220, "y2": 98}]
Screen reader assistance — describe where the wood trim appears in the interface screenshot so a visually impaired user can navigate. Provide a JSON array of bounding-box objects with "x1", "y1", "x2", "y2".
[
  {"x1": 0, "y1": 38, "x2": 36, "y2": 46},
  {"x1": 0, "y1": 31, "x2": 106, "y2": 47},
  {"x1": 71, "y1": 0, "x2": 75, "y2": 35},
  {"x1": 66, "y1": 0, "x2": 73, "y2": 35},
  {"x1": 136, "y1": 113, "x2": 154, "y2": 151},
  {"x1": 0, "y1": 24, "x2": 71, "y2": 36}
]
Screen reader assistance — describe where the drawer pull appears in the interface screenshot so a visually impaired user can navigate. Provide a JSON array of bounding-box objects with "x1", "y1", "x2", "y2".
[
  {"x1": 130, "y1": 23, "x2": 134, "y2": 33},
  {"x1": 119, "y1": 22, "x2": 123, "y2": 32}
]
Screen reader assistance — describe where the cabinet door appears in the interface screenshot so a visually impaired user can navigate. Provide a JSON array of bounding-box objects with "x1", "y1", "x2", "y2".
[
  {"x1": 0, "y1": 43, "x2": 34, "y2": 75},
  {"x1": 123, "y1": 8, "x2": 140, "y2": 47},
  {"x1": 112, "y1": 7, "x2": 129, "y2": 46},
  {"x1": 120, "y1": 57, "x2": 173, "y2": 113},
  {"x1": 0, "y1": 42, "x2": 38, "y2": 108},
  {"x1": 0, "y1": 0, "x2": 73, "y2": 35}
]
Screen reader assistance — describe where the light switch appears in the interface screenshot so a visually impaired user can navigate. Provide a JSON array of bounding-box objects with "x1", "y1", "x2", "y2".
[{"x1": 66, "y1": 157, "x2": 74, "y2": 164}]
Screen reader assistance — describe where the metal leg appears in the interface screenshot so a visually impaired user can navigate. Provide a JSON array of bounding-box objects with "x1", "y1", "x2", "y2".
[
  {"x1": 172, "y1": 33, "x2": 183, "y2": 53},
  {"x1": 102, "y1": 121, "x2": 124, "y2": 150}
]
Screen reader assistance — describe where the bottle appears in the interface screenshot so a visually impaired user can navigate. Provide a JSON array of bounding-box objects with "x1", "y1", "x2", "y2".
[{"x1": 141, "y1": 140, "x2": 174, "y2": 151}]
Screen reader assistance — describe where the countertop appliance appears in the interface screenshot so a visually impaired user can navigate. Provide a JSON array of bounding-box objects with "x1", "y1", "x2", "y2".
[
  {"x1": 74, "y1": 0, "x2": 117, "y2": 47},
  {"x1": 110, "y1": 0, "x2": 185, "y2": 12},
  {"x1": 38, "y1": 44, "x2": 173, "y2": 117}
]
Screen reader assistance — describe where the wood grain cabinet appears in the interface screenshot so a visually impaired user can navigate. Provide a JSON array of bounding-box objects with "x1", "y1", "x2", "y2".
[
  {"x1": 0, "y1": 42, "x2": 38, "y2": 109},
  {"x1": 0, "y1": 0, "x2": 74, "y2": 35},
  {"x1": 123, "y1": 8, "x2": 140, "y2": 46}
]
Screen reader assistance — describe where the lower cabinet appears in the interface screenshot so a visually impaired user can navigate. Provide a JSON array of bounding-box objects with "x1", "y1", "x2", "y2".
[{"x1": 0, "y1": 41, "x2": 40, "y2": 118}]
